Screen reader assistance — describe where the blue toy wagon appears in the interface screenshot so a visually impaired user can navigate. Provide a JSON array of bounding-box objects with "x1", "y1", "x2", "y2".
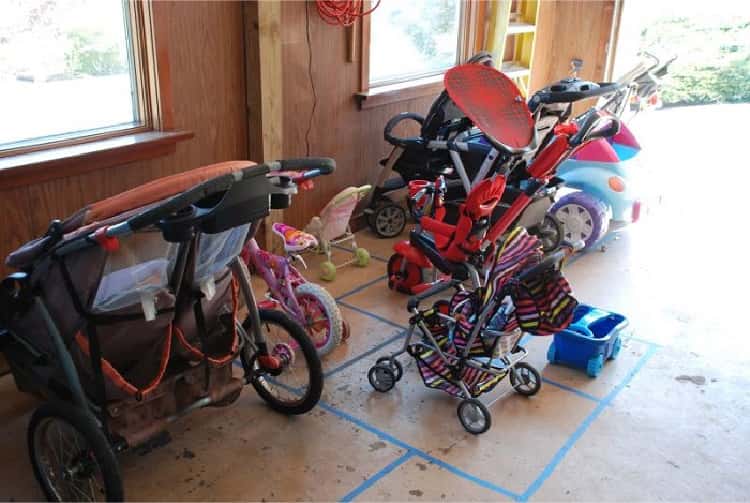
[{"x1": 546, "y1": 304, "x2": 628, "y2": 377}]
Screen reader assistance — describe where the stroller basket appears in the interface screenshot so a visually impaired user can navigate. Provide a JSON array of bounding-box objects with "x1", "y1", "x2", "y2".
[{"x1": 412, "y1": 321, "x2": 506, "y2": 398}]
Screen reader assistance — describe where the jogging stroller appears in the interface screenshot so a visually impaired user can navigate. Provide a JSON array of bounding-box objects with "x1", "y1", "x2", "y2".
[
  {"x1": 369, "y1": 228, "x2": 579, "y2": 434},
  {"x1": 0, "y1": 157, "x2": 334, "y2": 501}
]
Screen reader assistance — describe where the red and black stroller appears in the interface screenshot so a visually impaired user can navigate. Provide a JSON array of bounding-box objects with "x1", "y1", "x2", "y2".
[
  {"x1": 369, "y1": 227, "x2": 579, "y2": 434},
  {"x1": 0, "y1": 158, "x2": 334, "y2": 501}
]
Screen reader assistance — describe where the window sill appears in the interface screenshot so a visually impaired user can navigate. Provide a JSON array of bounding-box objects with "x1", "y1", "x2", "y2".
[
  {"x1": 0, "y1": 130, "x2": 194, "y2": 190},
  {"x1": 355, "y1": 74, "x2": 445, "y2": 110}
]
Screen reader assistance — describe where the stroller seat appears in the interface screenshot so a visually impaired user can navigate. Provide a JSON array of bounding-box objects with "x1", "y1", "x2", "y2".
[{"x1": 419, "y1": 176, "x2": 507, "y2": 263}]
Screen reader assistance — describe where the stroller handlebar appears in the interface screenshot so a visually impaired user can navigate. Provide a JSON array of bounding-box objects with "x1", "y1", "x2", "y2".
[
  {"x1": 384, "y1": 113, "x2": 425, "y2": 148},
  {"x1": 267, "y1": 157, "x2": 336, "y2": 176}
]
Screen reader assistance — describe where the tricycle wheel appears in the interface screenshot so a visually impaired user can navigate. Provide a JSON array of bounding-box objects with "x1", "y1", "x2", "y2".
[
  {"x1": 387, "y1": 253, "x2": 422, "y2": 293},
  {"x1": 28, "y1": 402, "x2": 123, "y2": 502},
  {"x1": 532, "y1": 214, "x2": 565, "y2": 253},
  {"x1": 376, "y1": 356, "x2": 403, "y2": 381},
  {"x1": 586, "y1": 354, "x2": 605, "y2": 377},
  {"x1": 243, "y1": 309, "x2": 323, "y2": 415},
  {"x1": 509, "y1": 362, "x2": 542, "y2": 396},
  {"x1": 609, "y1": 336, "x2": 622, "y2": 360},
  {"x1": 457, "y1": 399, "x2": 491, "y2": 435},
  {"x1": 372, "y1": 202, "x2": 406, "y2": 238},
  {"x1": 551, "y1": 191, "x2": 610, "y2": 249}
]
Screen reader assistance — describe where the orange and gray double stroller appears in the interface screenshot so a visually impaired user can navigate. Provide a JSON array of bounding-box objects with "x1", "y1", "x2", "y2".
[{"x1": 0, "y1": 158, "x2": 334, "y2": 501}]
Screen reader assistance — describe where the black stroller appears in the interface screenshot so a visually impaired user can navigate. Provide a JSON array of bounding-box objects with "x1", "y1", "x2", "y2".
[{"x1": 0, "y1": 158, "x2": 334, "y2": 501}]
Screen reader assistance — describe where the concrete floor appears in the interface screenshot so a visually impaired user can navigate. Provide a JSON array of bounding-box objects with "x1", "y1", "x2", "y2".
[{"x1": 1, "y1": 104, "x2": 749, "y2": 501}]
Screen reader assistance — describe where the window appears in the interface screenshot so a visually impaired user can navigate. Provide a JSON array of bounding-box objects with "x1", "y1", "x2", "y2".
[
  {"x1": 0, "y1": 0, "x2": 152, "y2": 154},
  {"x1": 369, "y1": 0, "x2": 465, "y2": 87}
]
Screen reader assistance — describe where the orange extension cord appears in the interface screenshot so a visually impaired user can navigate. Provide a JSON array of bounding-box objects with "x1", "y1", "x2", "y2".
[{"x1": 315, "y1": 0, "x2": 381, "y2": 27}]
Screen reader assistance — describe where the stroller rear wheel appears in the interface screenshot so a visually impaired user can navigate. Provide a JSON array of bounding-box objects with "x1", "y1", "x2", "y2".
[
  {"x1": 509, "y1": 362, "x2": 542, "y2": 396},
  {"x1": 368, "y1": 363, "x2": 396, "y2": 392},
  {"x1": 243, "y1": 309, "x2": 323, "y2": 415},
  {"x1": 28, "y1": 402, "x2": 123, "y2": 502},
  {"x1": 371, "y1": 201, "x2": 406, "y2": 238},
  {"x1": 376, "y1": 356, "x2": 403, "y2": 381},
  {"x1": 457, "y1": 399, "x2": 491, "y2": 435}
]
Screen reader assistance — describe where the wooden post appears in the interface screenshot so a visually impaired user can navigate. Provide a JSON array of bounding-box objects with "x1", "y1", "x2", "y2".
[{"x1": 244, "y1": 1, "x2": 284, "y2": 253}]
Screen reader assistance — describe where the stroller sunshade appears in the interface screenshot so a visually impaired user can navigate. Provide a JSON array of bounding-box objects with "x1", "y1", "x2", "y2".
[{"x1": 444, "y1": 64, "x2": 534, "y2": 150}]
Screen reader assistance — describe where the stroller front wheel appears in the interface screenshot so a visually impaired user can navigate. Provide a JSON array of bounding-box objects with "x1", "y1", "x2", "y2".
[
  {"x1": 28, "y1": 401, "x2": 124, "y2": 502},
  {"x1": 509, "y1": 362, "x2": 542, "y2": 396},
  {"x1": 376, "y1": 356, "x2": 403, "y2": 381},
  {"x1": 457, "y1": 399, "x2": 491, "y2": 435}
]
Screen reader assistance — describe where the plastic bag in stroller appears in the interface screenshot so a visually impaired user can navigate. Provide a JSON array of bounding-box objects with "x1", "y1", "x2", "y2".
[
  {"x1": 0, "y1": 157, "x2": 334, "y2": 501},
  {"x1": 370, "y1": 228, "x2": 578, "y2": 434}
]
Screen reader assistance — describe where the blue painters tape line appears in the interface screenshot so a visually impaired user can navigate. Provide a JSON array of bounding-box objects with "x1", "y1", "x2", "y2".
[
  {"x1": 519, "y1": 343, "x2": 659, "y2": 501},
  {"x1": 336, "y1": 275, "x2": 388, "y2": 301},
  {"x1": 339, "y1": 450, "x2": 415, "y2": 502},
  {"x1": 629, "y1": 335, "x2": 663, "y2": 348},
  {"x1": 337, "y1": 301, "x2": 409, "y2": 331},
  {"x1": 325, "y1": 330, "x2": 406, "y2": 378},
  {"x1": 318, "y1": 400, "x2": 522, "y2": 500},
  {"x1": 541, "y1": 377, "x2": 601, "y2": 403},
  {"x1": 332, "y1": 242, "x2": 389, "y2": 263}
]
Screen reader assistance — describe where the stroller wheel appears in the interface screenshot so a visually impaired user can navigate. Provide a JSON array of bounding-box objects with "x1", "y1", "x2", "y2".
[
  {"x1": 372, "y1": 202, "x2": 406, "y2": 238},
  {"x1": 376, "y1": 356, "x2": 403, "y2": 382},
  {"x1": 28, "y1": 402, "x2": 124, "y2": 502},
  {"x1": 509, "y1": 362, "x2": 542, "y2": 396},
  {"x1": 368, "y1": 363, "x2": 396, "y2": 392},
  {"x1": 320, "y1": 261, "x2": 336, "y2": 282},
  {"x1": 457, "y1": 399, "x2": 491, "y2": 435}
]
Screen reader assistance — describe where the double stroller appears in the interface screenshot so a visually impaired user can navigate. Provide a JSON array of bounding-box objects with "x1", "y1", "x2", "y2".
[{"x1": 0, "y1": 158, "x2": 334, "y2": 500}]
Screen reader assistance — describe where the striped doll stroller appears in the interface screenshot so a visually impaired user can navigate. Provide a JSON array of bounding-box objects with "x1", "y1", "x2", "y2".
[{"x1": 368, "y1": 228, "x2": 579, "y2": 434}]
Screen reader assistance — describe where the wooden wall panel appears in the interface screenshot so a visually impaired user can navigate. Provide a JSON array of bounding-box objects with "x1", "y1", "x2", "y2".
[
  {"x1": 0, "y1": 1, "x2": 247, "y2": 274},
  {"x1": 279, "y1": 1, "x2": 438, "y2": 229},
  {"x1": 530, "y1": 0, "x2": 615, "y2": 104}
]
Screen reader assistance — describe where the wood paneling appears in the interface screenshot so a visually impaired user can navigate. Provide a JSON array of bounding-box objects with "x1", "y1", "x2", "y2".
[
  {"x1": 279, "y1": 1, "x2": 439, "y2": 229},
  {"x1": 530, "y1": 0, "x2": 615, "y2": 103},
  {"x1": 0, "y1": 1, "x2": 247, "y2": 274}
]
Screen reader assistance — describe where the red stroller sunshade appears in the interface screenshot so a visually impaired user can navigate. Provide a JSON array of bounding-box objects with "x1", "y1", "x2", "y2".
[{"x1": 444, "y1": 64, "x2": 534, "y2": 149}]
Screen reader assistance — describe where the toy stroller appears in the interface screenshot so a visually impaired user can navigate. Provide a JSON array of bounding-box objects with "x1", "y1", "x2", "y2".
[
  {"x1": 0, "y1": 157, "x2": 334, "y2": 500},
  {"x1": 369, "y1": 228, "x2": 580, "y2": 434},
  {"x1": 304, "y1": 185, "x2": 372, "y2": 281}
]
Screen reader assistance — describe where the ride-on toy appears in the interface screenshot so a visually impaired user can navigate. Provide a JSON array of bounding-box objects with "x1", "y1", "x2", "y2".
[{"x1": 550, "y1": 53, "x2": 675, "y2": 248}]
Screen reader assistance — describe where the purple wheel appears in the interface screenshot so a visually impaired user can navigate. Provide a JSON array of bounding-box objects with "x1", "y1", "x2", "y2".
[{"x1": 551, "y1": 191, "x2": 609, "y2": 249}]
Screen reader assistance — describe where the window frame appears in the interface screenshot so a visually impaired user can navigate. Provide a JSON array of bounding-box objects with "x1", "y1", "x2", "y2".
[
  {"x1": 357, "y1": 0, "x2": 483, "y2": 109},
  {"x1": 0, "y1": 0, "x2": 171, "y2": 159}
]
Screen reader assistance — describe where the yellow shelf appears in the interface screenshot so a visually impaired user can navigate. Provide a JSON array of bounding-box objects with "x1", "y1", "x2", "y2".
[
  {"x1": 501, "y1": 61, "x2": 531, "y2": 79},
  {"x1": 507, "y1": 22, "x2": 536, "y2": 35}
]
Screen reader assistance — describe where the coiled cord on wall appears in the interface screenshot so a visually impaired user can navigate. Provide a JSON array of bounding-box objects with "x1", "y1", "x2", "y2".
[{"x1": 315, "y1": 0, "x2": 381, "y2": 27}]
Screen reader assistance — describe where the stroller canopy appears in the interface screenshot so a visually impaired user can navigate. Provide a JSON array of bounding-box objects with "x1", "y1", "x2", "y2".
[{"x1": 444, "y1": 64, "x2": 535, "y2": 150}]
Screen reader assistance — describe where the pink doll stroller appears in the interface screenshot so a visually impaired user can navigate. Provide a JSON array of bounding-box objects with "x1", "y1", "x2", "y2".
[{"x1": 303, "y1": 185, "x2": 372, "y2": 281}]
